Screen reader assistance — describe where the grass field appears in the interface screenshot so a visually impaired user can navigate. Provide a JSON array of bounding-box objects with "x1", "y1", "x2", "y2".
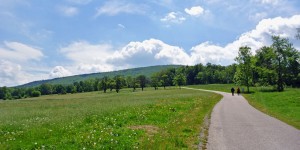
[
  {"x1": 0, "y1": 88, "x2": 221, "y2": 149},
  {"x1": 187, "y1": 84, "x2": 300, "y2": 129}
]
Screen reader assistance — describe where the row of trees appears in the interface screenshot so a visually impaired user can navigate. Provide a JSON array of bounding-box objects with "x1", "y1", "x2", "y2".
[
  {"x1": 1, "y1": 36, "x2": 299, "y2": 100},
  {"x1": 0, "y1": 63, "x2": 237, "y2": 100},
  {"x1": 235, "y1": 36, "x2": 300, "y2": 92}
]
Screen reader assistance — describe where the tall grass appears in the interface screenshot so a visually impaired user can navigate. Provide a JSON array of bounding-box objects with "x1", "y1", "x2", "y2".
[{"x1": 0, "y1": 88, "x2": 221, "y2": 149}]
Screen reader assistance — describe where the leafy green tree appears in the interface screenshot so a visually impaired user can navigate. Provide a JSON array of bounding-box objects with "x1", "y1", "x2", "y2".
[
  {"x1": 108, "y1": 79, "x2": 116, "y2": 92},
  {"x1": 31, "y1": 90, "x2": 41, "y2": 97},
  {"x1": 99, "y1": 76, "x2": 109, "y2": 93},
  {"x1": 235, "y1": 46, "x2": 252, "y2": 93},
  {"x1": 137, "y1": 75, "x2": 147, "y2": 91},
  {"x1": 56, "y1": 84, "x2": 67, "y2": 94},
  {"x1": 151, "y1": 73, "x2": 161, "y2": 90},
  {"x1": 40, "y1": 83, "x2": 53, "y2": 95},
  {"x1": 271, "y1": 36, "x2": 300, "y2": 91},
  {"x1": 0, "y1": 86, "x2": 11, "y2": 100},
  {"x1": 173, "y1": 73, "x2": 186, "y2": 89},
  {"x1": 255, "y1": 46, "x2": 277, "y2": 86},
  {"x1": 66, "y1": 85, "x2": 77, "y2": 93},
  {"x1": 114, "y1": 76, "x2": 122, "y2": 93},
  {"x1": 161, "y1": 74, "x2": 168, "y2": 89}
]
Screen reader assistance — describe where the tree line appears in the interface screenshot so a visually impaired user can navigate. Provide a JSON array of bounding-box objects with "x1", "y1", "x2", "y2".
[
  {"x1": 235, "y1": 36, "x2": 300, "y2": 92},
  {"x1": 0, "y1": 63, "x2": 237, "y2": 100},
  {"x1": 0, "y1": 36, "x2": 299, "y2": 100}
]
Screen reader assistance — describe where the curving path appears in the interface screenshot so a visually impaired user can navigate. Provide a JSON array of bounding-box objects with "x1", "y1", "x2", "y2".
[{"x1": 183, "y1": 87, "x2": 300, "y2": 150}]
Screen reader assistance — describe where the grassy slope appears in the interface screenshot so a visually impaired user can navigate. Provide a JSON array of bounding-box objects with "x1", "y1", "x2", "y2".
[
  {"x1": 187, "y1": 84, "x2": 300, "y2": 129},
  {"x1": 18, "y1": 65, "x2": 181, "y2": 88},
  {"x1": 0, "y1": 88, "x2": 221, "y2": 149}
]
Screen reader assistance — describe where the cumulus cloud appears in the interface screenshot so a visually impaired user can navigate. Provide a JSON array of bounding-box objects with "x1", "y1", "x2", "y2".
[
  {"x1": 190, "y1": 15, "x2": 300, "y2": 65},
  {"x1": 0, "y1": 60, "x2": 45, "y2": 87},
  {"x1": 109, "y1": 39, "x2": 191, "y2": 67},
  {"x1": 59, "y1": 15, "x2": 300, "y2": 77},
  {"x1": 95, "y1": 1, "x2": 145, "y2": 17},
  {"x1": 58, "y1": 6, "x2": 78, "y2": 17},
  {"x1": 49, "y1": 66, "x2": 72, "y2": 78},
  {"x1": 185, "y1": 6, "x2": 205, "y2": 17},
  {"x1": 160, "y1": 12, "x2": 186, "y2": 24},
  {"x1": 60, "y1": 41, "x2": 115, "y2": 73},
  {"x1": 0, "y1": 41, "x2": 44, "y2": 62}
]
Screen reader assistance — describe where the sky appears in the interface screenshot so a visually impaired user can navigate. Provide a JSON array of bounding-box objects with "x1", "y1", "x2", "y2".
[{"x1": 0, "y1": 0, "x2": 300, "y2": 87}]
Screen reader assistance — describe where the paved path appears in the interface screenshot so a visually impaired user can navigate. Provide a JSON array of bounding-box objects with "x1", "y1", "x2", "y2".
[{"x1": 183, "y1": 87, "x2": 300, "y2": 150}]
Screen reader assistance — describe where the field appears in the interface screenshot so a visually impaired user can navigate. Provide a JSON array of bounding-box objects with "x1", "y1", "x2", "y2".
[
  {"x1": 188, "y1": 84, "x2": 300, "y2": 129},
  {"x1": 0, "y1": 88, "x2": 221, "y2": 149}
]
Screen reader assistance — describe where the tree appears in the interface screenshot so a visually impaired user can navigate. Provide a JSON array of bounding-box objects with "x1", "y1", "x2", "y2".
[
  {"x1": 31, "y1": 90, "x2": 41, "y2": 97},
  {"x1": 0, "y1": 86, "x2": 11, "y2": 100},
  {"x1": 173, "y1": 73, "x2": 186, "y2": 89},
  {"x1": 137, "y1": 75, "x2": 147, "y2": 91},
  {"x1": 40, "y1": 83, "x2": 53, "y2": 95},
  {"x1": 161, "y1": 74, "x2": 168, "y2": 89},
  {"x1": 99, "y1": 76, "x2": 109, "y2": 93},
  {"x1": 151, "y1": 73, "x2": 161, "y2": 90},
  {"x1": 255, "y1": 46, "x2": 277, "y2": 86},
  {"x1": 235, "y1": 46, "x2": 252, "y2": 93},
  {"x1": 114, "y1": 76, "x2": 122, "y2": 93}
]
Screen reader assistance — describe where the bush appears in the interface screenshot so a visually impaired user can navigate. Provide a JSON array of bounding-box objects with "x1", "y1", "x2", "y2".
[{"x1": 31, "y1": 90, "x2": 41, "y2": 97}]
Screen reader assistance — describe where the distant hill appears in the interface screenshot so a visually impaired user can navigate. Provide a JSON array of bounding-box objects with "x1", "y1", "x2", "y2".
[{"x1": 18, "y1": 65, "x2": 182, "y2": 88}]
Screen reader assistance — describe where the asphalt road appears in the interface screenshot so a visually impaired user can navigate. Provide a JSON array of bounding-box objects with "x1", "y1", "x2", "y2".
[{"x1": 183, "y1": 87, "x2": 300, "y2": 150}]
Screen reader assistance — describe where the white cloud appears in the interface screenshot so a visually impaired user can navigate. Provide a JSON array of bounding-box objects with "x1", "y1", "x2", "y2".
[
  {"x1": 95, "y1": 1, "x2": 145, "y2": 17},
  {"x1": 185, "y1": 6, "x2": 205, "y2": 17},
  {"x1": 0, "y1": 60, "x2": 46, "y2": 87},
  {"x1": 259, "y1": 0, "x2": 280, "y2": 5},
  {"x1": 58, "y1": 6, "x2": 79, "y2": 17},
  {"x1": 109, "y1": 39, "x2": 191, "y2": 67},
  {"x1": 49, "y1": 66, "x2": 72, "y2": 78},
  {"x1": 0, "y1": 41, "x2": 44, "y2": 62},
  {"x1": 118, "y1": 23, "x2": 125, "y2": 29},
  {"x1": 249, "y1": 12, "x2": 268, "y2": 21},
  {"x1": 160, "y1": 12, "x2": 186, "y2": 24},
  {"x1": 60, "y1": 41, "x2": 115, "y2": 73},
  {"x1": 189, "y1": 15, "x2": 300, "y2": 65}
]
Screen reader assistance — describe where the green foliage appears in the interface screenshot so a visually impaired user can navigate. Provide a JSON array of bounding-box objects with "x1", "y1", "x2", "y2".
[
  {"x1": 18, "y1": 65, "x2": 181, "y2": 88},
  {"x1": 31, "y1": 90, "x2": 41, "y2": 97},
  {"x1": 173, "y1": 73, "x2": 186, "y2": 88},
  {"x1": 235, "y1": 46, "x2": 252, "y2": 93},
  {"x1": 0, "y1": 88, "x2": 221, "y2": 149},
  {"x1": 137, "y1": 75, "x2": 147, "y2": 91}
]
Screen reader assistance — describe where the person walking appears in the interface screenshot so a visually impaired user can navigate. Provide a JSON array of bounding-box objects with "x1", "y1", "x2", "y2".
[
  {"x1": 231, "y1": 87, "x2": 235, "y2": 96},
  {"x1": 237, "y1": 87, "x2": 241, "y2": 96}
]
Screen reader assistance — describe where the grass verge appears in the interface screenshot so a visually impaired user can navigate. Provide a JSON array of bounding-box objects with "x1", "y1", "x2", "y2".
[{"x1": 0, "y1": 87, "x2": 221, "y2": 149}]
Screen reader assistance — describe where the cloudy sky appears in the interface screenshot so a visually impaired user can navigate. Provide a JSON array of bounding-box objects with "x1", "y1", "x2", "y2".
[{"x1": 0, "y1": 0, "x2": 300, "y2": 86}]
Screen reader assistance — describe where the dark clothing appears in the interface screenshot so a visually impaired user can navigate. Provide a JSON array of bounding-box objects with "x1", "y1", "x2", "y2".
[
  {"x1": 237, "y1": 88, "x2": 241, "y2": 95},
  {"x1": 231, "y1": 88, "x2": 235, "y2": 96}
]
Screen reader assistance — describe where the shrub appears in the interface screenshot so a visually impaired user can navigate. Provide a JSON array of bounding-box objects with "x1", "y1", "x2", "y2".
[{"x1": 31, "y1": 90, "x2": 41, "y2": 97}]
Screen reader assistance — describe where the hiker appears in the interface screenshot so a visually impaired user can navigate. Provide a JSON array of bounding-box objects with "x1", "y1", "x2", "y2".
[
  {"x1": 237, "y1": 87, "x2": 241, "y2": 96},
  {"x1": 231, "y1": 87, "x2": 235, "y2": 96}
]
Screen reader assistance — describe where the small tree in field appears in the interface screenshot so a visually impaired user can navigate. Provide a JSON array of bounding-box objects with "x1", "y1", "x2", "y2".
[
  {"x1": 173, "y1": 73, "x2": 186, "y2": 89},
  {"x1": 235, "y1": 46, "x2": 252, "y2": 93},
  {"x1": 137, "y1": 75, "x2": 147, "y2": 91}
]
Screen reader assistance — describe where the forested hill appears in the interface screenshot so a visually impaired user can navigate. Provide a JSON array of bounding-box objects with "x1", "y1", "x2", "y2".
[{"x1": 18, "y1": 65, "x2": 182, "y2": 88}]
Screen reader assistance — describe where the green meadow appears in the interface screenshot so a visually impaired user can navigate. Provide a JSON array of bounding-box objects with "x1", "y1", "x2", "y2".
[
  {"x1": 0, "y1": 88, "x2": 221, "y2": 149},
  {"x1": 188, "y1": 84, "x2": 300, "y2": 129}
]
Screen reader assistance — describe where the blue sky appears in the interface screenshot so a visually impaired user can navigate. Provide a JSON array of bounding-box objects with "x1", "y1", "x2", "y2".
[{"x1": 0, "y1": 0, "x2": 300, "y2": 86}]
